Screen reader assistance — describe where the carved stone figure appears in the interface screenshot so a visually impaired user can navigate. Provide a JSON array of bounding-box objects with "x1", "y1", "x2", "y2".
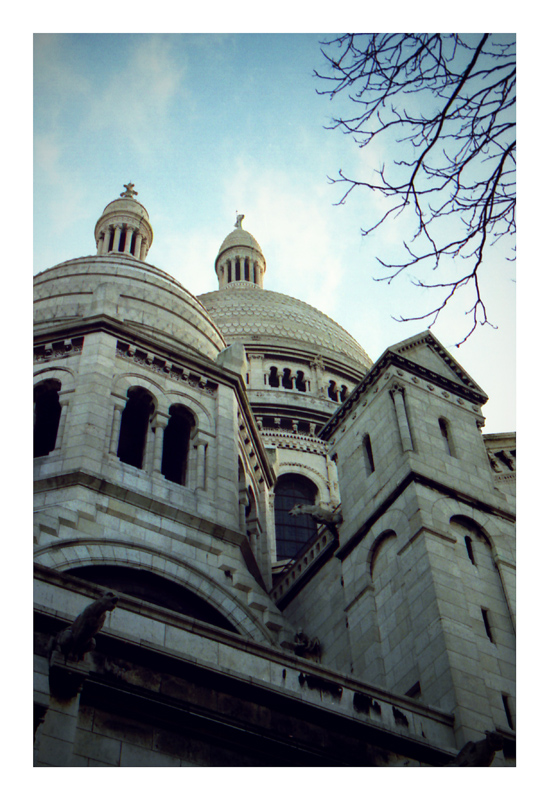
[
  {"x1": 289, "y1": 503, "x2": 343, "y2": 529},
  {"x1": 294, "y1": 629, "x2": 322, "y2": 661},
  {"x1": 235, "y1": 213, "x2": 245, "y2": 228},
  {"x1": 445, "y1": 731, "x2": 504, "y2": 766},
  {"x1": 51, "y1": 591, "x2": 119, "y2": 661}
]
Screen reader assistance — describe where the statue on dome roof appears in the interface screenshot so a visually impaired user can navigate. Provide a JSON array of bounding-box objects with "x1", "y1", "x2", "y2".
[
  {"x1": 120, "y1": 183, "x2": 138, "y2": 198},
  {"x1": 235, "y1": 213, "x2": 245, "y2": 228}
]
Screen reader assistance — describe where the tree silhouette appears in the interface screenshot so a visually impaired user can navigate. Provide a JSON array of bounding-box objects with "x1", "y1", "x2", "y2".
[{"x1": 316, "y1": 34, "x2": 515, "y2": 343}]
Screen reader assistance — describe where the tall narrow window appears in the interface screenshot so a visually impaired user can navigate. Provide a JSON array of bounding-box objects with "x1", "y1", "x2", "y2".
[
  {"x1": 130, "y1": 230, "x2": 137, "y2": 255},
  {"x1": 502, "y1": 694, "x2": 514, "y2": 729},
  {"x1": 117, "y1": 386, "x2": 154, "y2": 469},
  {"x1": 227, "y1": 260, "x2": 232, "y2": 283},
  {"x1": 274, "y1": 474, "x2": 318, "y2": 560},
  {"x1": 235, "y1": 258, "x2": 241, "y2": 281},
  {"x1": 481, "y1": 608, "x2": 494, "y2": 642},
  {"x1": 244, "y1": 258, "x2": 250, "y2": 281},
  {"x1": 465, "y1": 535, "x2": 476, "y2": 565},
  {"x1": 295, "y1": 371, "x2": 307, "y2": 392},
  {"x1": 161, "y1": 405, "x2": 194, "y2": 485},
  {"x1": 34, "y1": 379, "x2": 62, "y2": 457},
  {"x1": 364, "y1": 434, "x2": 375, "y2": 477},
  {"x1": 439, "y1": 417, "x2": 456, "y2": 456},
  {"x1": 328, "y1": 381, "x2": 338, "y2": 401}
]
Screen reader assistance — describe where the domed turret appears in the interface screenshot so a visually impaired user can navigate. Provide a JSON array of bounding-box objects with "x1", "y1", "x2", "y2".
[
  {"x1": 94, "y1": 183, "x2": 153, "y2": 260},
  {"x1": 215, "y1": 215, "x2": 266, "y2": 289}
]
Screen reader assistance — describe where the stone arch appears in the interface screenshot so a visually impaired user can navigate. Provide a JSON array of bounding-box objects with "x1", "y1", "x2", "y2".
[
  {"x1": 33, "y1": 539, "x2": 275, "y2": 644},
  {"x1": 112, "y1": 371, "x2": 165, "y2": 406},
  {"x1": 163, "y1": 389, "x2": 214, "y2": 436},
  {"x1": 34, "y1": 365, "x2": 76, "y2": 394},
  {"x1": 276, "y1": 463, "x2": 330, "y2": 505},
  {"x1": 430, "y1": 496, "x2": 505, "y2": 553},
  {"x1": 368, "y1": 530, "x2": 398, "y2": 579}
]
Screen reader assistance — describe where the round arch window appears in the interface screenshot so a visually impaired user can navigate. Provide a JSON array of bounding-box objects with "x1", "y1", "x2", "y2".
[{"x1": 274, "y1": 474, "x2": 318, "y2": 560}]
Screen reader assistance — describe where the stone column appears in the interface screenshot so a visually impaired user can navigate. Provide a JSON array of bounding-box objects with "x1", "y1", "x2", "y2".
[
  {"x1": 390, "y1": 383, "x2": 414, "y2": 452},
  {"x1": 134, "y1": 232, "x2": 143, "y2": 259},
  {"x1": 195, "y1": 441, "x2": 207, "y2": 490},
  {"x1": 112, "y1": 225, "x2": 122, "y2": 253},
  {"x1": 109, "y1": 404, "x2": 124, "y2": 455},
  {"x1": 152, "y1": 417, "x2": 168, "y2": 475},
  {"x1": 53, "y1": 398, "x2": 70, "y2": 452},
  {"x1": 102, "y1": 229, "x2": 111, "y2": 254},
  {"x1": 123, "y1": 226, "x2": 133, "y2": 253},
  {"x1": 139, "y1": 238, "x2": 148, "y2": 260}
]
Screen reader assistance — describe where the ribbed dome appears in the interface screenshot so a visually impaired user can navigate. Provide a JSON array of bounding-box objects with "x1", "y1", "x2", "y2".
[{"x1": 198, "y1": 287, "x2": 372, "y2": 374}]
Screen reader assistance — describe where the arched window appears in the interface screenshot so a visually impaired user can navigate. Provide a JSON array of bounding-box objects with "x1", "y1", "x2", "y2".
[
  {"x1": 328, "y1": 380, "x2": 338, "y2": 401},
  {"x1": 282, "y1": 368, "x2": 293, "y2": 389},
  {"x1": 274, "y1": 474, "x2": 318, "y2": 560},
  {"x1": 161, "y1": 405, "x2": 195, "y2": 485},
  {"x1": 235, "y1": 258, "x2": 241, "y2": 281},
  {"x1": 117, "y1": 386, "x2": 155, "y2": 469},
  {"x1": 34, "y1": 379, "x2": 62, "y2": 457},
  {"x1": 439, "y1": 417, "x2": 456, "y2": 456}
]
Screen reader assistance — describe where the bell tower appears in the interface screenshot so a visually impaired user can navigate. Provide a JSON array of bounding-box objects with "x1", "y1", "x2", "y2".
[{"x1": 94, "y1": 183, "x2": 154, "y2": 260}]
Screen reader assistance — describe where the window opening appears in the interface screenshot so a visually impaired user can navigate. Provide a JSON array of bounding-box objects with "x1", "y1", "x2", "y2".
[
  {"x1": 274, "y1": 474, "x2": 318, "y2": 560},
  {"x1": 465, "y1": 535, "x2": 476, "y2": 565},
  {"x1": 130, "y1": 230, "x2": 137, "y2": 255},
  {"x1": 328, "y1": 380, "x2": 338, "y2": 401},
  {"x1": 235, "y1": 258, "x2": 241, "y2": 281},
  {"x1": 227, "y1": 260, "x2": 232, "y2": 283},
  {"x1": 161, "y1": 405, "x2": 194, "y2": 485},
  {"x1": 282, "y1": 368, "x2": 293, "y2": 389},
  {"x1": 340, "y1": 385, "x2": 348, "y2": 402},
  {"x1": 364, "y1": 434, "x2": 375, "y2": 477},
  {"x1": 244, "y1": 258, "x2": 250, "y2": 281},
  {"x1": 439, "y1": 418, "x2": 455, "y2": 456},
  {"x1": 268, "y1": 367, "x2": 280, "y2": 387},
  {"x1": 481, "y1": 608, "x2": 494, "y2": 642},
  {"x1": 108, "y1": 228, "x2": 115, "y2": 251},
  {"x1": 118, "y1": 228, "x2": 127, "y2": 252},
  {"x1": 502, "y1": 694, "x2": 514, "y2": 729},
  {"x1": 34, "y1": 380, "x2": 62, "y2": 457},
  {"x1": 117, "y1": 386, "x2": 154, "y2": 469},
  {"x1": 295, "y1": 371, "x2": 307, "y2": 392}
]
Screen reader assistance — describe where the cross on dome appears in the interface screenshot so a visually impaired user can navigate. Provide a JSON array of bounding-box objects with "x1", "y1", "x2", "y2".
[{"x1": 121, "y1": 183, "x2": 138, "y2": 198}]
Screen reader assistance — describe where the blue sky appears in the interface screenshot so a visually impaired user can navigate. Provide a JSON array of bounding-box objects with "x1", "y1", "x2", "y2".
[{"x1": 33, "y1": 32, "x2": 516, "y2": 433}]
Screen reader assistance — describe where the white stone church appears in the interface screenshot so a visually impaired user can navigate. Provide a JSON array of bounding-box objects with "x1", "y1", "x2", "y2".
[{"x1": 33, "y1": 185, "x2": 516, "y2": 766}]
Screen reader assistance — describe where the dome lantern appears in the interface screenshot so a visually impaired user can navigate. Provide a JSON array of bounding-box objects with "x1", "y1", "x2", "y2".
[
  {"x1": 94, "y1": 183, "x2": 153, "y2": 261},
  {"x1": 215, "y1": 215, "x2": 266, "y2": 290}
]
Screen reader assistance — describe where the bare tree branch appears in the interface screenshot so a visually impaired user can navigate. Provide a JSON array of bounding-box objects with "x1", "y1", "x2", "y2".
[{"x1": 316, "y1": 33, "x2": 516, "y2": 342}]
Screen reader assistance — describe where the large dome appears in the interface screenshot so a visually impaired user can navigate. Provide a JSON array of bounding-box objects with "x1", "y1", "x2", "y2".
[{"x1": 198, "y1": 287, "x2": 372, "y2": 375}]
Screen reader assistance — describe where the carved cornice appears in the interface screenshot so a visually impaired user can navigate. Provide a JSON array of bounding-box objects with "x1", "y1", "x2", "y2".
[{"x1": 116, "y1": 341, "x2": 218, "y2": 396}]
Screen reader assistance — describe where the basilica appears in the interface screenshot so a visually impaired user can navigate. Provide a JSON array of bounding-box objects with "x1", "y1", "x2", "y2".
[{"x1": 33, "y1": 185, "x2": 516, "y2": 767}]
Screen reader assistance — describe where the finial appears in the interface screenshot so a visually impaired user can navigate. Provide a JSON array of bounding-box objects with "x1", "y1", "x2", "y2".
[
  {"x1": 235, "y1": 213, "x2": 245, "y2": 229},
  {"x1": 121, "y1": 183, "x2": 138, "y2": 199}
]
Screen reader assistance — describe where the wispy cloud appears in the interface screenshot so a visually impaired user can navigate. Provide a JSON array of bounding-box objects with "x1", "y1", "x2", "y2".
[{"x1": 86, "y1": 36, "x2": 187, "y2": 157}]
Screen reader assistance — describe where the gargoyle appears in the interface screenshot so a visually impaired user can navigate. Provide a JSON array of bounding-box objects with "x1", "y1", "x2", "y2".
[
  {"x1": 289, "y1": 504, "x2": 343, "y2": 535},
  {"x1": 51, "y1": 590, "x2": 119, "y2": 661},
  {"x1": 294, "y1": 629, "x2": 322, "y2": 661},
  {"x1": 445, "y1": 730, "x2": 504, "y2": 767}
]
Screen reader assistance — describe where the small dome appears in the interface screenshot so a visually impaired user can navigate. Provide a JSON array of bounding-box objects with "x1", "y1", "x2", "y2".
[
  {"x1": 217, "y1": 227, "x2": 263, "y2": 258},
  {"x1": 101, "y1": 196, "x2": 150, "y2": 221}
]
